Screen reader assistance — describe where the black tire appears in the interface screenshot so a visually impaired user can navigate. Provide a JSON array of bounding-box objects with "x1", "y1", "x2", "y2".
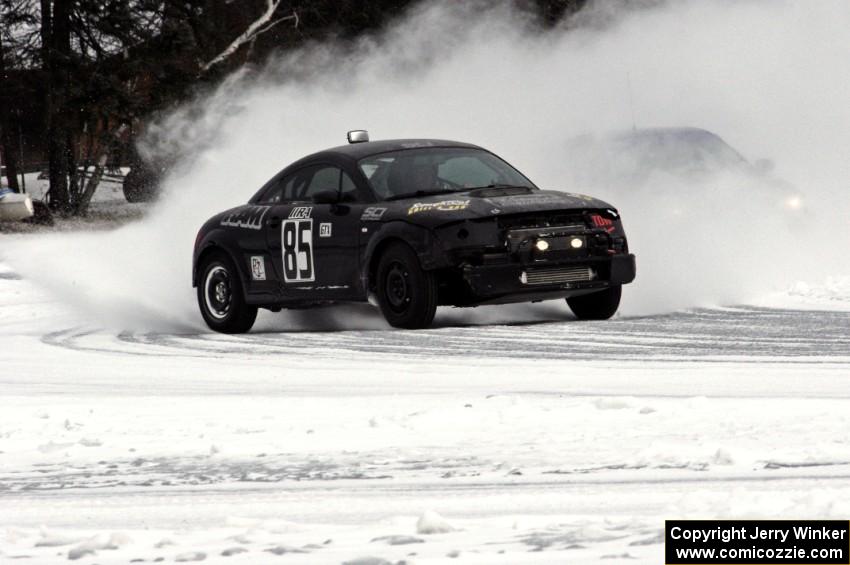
[
  {"x1": 567, "y1": 285, "x2": 622, "y2": 320},
  {"x1": 123, "y1": 167, "x2": 158, "y2": 203},
  {"x1": 375, "y1": 242, "x2": 438, "y2": 329},
  {"x1": 197, "y1": 253, "x2": 258, "y2": 333}
]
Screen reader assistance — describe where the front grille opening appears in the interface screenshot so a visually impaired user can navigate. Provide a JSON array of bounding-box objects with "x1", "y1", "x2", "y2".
[
  {"x1": 497, "y1": 211, "x2": 586, "y2": 231},
  {"x1": 521, "y1": 266, "x2": 595, "y2": 285}
]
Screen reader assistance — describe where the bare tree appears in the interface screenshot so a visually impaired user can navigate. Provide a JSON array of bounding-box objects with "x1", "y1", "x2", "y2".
[
  {"x1": 10, "y1": 0, "x2": 589, "y2": 216},
  {"x1": 42, "y1": 0, "x2": 74, "y2": 212},
  {"x1": 0, "y1": 31, "x2": 21, "y2": 191},
  {"x1": 1, "y1": 0, "x2": 40, "y2": 192},
  {"x1": 201, "y1": 0, "x2": 299, "y2": 74}
]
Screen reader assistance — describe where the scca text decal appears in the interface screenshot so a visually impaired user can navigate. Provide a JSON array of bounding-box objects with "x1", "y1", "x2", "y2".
[
  {"x1": 220, "y1": 206, "x2": 270, "y2": 230},
  {"x1": 408, "y1": 200, "x2": 470, "y2": 215}
]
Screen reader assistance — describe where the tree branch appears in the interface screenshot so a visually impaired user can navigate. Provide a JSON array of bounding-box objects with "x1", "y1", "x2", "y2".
[{"x1": 200, "y1": 0, "x2": 298, "y2": 74}]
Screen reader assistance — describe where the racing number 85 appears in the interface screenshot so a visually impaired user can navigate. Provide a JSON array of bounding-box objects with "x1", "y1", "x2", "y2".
[{"x1": 282, "y1": 219, "x2": 314, "y2": 282}]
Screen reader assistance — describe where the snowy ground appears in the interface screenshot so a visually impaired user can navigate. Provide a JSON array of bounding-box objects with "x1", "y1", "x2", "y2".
[
  {"x1": 2, "y1": 259, "x2": 850, "y2": 564},
  {"x1": 0, "y1": 172, "x2": 148, "y2": 235}
]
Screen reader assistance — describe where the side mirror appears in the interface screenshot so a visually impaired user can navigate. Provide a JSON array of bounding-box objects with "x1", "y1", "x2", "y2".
[
  {"x1": 312, "y1": 190, "x2": 340, "y2": 204},
  {"x1": 754, "y1": 158, "x2": 774, "y2": 175}
]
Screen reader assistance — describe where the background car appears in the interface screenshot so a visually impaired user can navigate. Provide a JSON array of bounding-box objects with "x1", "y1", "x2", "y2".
[
  {"x1": 564, "y1": 127, "x2": 804, "y2": 212},
  {"x1": 0, "y1": 187, "x2": 34, "y2": 222}
]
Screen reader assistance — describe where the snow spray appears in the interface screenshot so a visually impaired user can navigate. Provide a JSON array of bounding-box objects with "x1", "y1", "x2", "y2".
[{"x1": 3, "y1": 0, "x2": 849, "y2": 330}]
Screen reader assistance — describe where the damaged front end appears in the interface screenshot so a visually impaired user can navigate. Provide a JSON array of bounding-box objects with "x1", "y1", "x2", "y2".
[{"x1": 434, "y1": 208, "x2": 636, "y2": 306}]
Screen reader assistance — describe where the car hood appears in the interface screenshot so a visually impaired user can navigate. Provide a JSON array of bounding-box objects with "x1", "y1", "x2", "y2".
[{"x1": 386, "y1": 189, "x2": 615, "y2": 226}]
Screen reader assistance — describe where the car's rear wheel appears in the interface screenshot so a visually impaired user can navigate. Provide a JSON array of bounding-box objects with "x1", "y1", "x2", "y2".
[
  {"x1": 197, "y1": 253, "x2": 257, "y2": 333},
  {"x1": 376, "y1": 242, "x2": 437, "y2": 329},
  {"x1": 567, "y1": 285, "x2": 622, "y2": 320}
]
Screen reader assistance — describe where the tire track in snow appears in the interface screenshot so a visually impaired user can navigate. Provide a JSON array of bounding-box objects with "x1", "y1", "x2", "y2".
[{"x1": 37, "y1": 307, "x2": 850, "y2": 362}]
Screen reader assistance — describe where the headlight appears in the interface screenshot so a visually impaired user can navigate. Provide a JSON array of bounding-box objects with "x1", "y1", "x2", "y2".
[
  {"x1": 535, "y1": 239, "x2": 550, "y2": 252},
  {"x1": 570, "y1": 237, "x2": 583, "y2": 249},
  {"x1": 784, "y1": 195, "x2": 803, "y2": 210}
]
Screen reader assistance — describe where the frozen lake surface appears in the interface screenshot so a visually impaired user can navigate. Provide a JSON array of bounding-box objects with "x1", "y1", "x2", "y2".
[{"x1": 2, "y1": 262, "x2": 849, "y2": 564}]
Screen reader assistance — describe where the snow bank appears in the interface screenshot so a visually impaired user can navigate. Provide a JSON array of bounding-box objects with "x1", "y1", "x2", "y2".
[
  {"x1": 417, "y1": 511, "x2": 456, "y2": 535},
  {"x1": 755, "y1": 277, "x2": 850, "y2": 311}
]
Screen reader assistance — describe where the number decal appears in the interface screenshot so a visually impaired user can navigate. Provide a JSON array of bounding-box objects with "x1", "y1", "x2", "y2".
[{"x1": 282, "y1": 219, "x2": 314, "y2": 282}]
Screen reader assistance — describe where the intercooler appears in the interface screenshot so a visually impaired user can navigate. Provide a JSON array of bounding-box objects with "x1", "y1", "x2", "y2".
[{"x1": 521, "y1": 266, "x2": 595, "y2": 285}]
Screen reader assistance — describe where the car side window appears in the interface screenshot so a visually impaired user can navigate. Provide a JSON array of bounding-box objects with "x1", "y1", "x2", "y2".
[
  {"x1": 283, "y1": 172, "x2": 308, "y2": 201},
  {"x1": 301, "y1": 166, "x2": 340, "y2": 200},
  {"x1": 257, "y1": 172, "x2": 302, "y2": 204},
  {"x1": 257, "y1": 175, "x2": 285, "y2": 204},
  {"x1": 340, "y1": 171, "x2": 358, "y2": 202},
  {"x1": 291, "y1": 166, "x2": 363, "y2": 203}
]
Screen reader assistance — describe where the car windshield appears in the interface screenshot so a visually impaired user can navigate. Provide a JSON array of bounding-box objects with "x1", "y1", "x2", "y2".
[
  {"x1": 612, "y1": 129, "x2": 748, "y2": 173},
  {"x1": 358, "y1": 148, "x2": 535, "y2": 200}
]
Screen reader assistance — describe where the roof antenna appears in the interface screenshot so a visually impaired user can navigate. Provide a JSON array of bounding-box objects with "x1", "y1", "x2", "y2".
[{"x1": 627, "y1": 73, "x2": 637, "y2": 132}]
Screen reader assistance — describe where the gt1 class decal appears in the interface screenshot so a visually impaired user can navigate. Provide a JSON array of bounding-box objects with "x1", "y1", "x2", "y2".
[
  {"x1": 361, "y1": 207, "x2": 387, "y2": 221},
  {"x1": 289, "y1": 206, "x2": 313, "y2": 219},
  {"x1": 220, "y1": 205, "x2": 270, "y2": 230},
  {"x1": 407, "y1": 200, "x2": 470, "y2": 216},
  {"x1": 319, "y1": 223, "x2": 332, "y2": 237},
  {"x1": 250, "y1": 256, "x2": 266, "y2": 280},
  {"x1": 282, "y1": 219, "x2": 315, "y2": 283}
]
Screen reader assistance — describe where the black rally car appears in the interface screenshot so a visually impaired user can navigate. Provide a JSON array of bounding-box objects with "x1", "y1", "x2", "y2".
[{"x1": 193, "y1": 132, "x2": 636, "y2": 332}]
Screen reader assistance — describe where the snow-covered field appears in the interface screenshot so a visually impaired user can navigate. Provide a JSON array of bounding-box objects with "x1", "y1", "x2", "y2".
[
  {"x1": 2, "y1": 257, "x2": 850, "y2": 564},
  {"x1": 3, "y1": 2, "x2": 850, "y2": 561}
]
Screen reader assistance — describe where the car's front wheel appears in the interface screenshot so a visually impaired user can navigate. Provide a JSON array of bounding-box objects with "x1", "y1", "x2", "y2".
[
  {"x1": 376, "y1": 242, "x2": 438, "y2": 329},
  {"x1": 197, "y1": 253, "x2": 257, "y2": 333},
  {"x1": 567, "y1": 285, "x2": 622, "y2": 320}
]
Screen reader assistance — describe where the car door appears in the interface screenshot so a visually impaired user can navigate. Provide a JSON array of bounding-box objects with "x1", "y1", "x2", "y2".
[{"x1": 263, "y1": 164, "x2": 363, "y2": 301}]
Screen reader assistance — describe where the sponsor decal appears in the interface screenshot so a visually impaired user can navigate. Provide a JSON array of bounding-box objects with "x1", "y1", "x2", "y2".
[
  {"x1": 319, "y1": 222, "x2": 332, "y2": 237},
  {"x1": 407, "y1": 200, "x2": 470, "y2": 215},
  {"x1": 499, "y1": 193, "x2": 565, "y2": 207},
  {"x1": 399, "y1": 141, "x2": 436, "y2": 149},
  {"x1": 220, "y1": 205, "x2": 270, "y2": 230},
  {"x1": 361, "y1": 207, "x2": 387, "y2": 221},
  {"x1": 566, "y1": 192, "x2": 598, "y2": 202},
  {"x1": 590, "y1": 213, "x2": 616, "y2": 234},
  {"x1": 250, "y1": 256, "x2": 266, "y2": 281},
  {"x1": 282, "y1": 219, "x2": 314, "y2": 283},
  {"x1": 289, "y1": 206, "x2": 313, "y2": 219}
]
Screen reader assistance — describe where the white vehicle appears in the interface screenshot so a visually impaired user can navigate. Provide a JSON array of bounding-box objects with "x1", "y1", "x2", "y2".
[{"x1": 0, "y1": 188, "x2": 35, "y2": 221}]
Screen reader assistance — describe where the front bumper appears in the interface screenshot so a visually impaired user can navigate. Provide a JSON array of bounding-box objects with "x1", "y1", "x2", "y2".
[{"x1": 459, "y1": 253, "x2": 636, "y2": 305}]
